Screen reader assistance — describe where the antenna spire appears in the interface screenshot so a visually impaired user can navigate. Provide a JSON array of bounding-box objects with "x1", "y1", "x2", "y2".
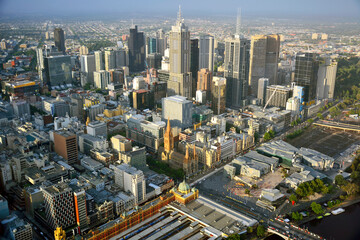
[
  {"x1": 236, "y1": 8, "x2": 241, "y2": 38},
  {"x1": 178, "y1": 5, "x2": 182, "y2": 23}
]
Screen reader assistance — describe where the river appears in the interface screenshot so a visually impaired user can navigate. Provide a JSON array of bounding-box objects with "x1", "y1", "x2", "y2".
[{"x1": 301, "y1": 202, "x2": 360, "y2": 240}]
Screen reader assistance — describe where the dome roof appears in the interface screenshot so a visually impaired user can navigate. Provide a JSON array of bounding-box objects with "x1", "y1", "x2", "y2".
[{"x1": 178, "y1": 180, "x2": 190, "y2": 193}]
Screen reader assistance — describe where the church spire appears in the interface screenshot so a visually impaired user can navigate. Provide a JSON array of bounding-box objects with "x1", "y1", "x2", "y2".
[{"x1": 166, "y1": 118, "x2": 171, "y2": 134}]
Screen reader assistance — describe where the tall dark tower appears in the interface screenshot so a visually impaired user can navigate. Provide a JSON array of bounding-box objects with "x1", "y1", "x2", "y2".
[
  {"x1": 128, "y1": 25, "x2": 145, "y2": 73},
  {"x1": 54, "y1": 28, "x2": 65, "y2": 54},
  {"x1": 190, "y1": 39, "x2": 199, "y2": 97},
  {"x1": 293, "y1": 53, "x2": 319, "y2": 102}
]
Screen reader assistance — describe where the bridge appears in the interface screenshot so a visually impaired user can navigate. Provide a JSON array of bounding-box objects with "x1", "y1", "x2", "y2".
[
  {"x1": 267, "y1": 218, "x2": 325, "y2": 240},
  {"x1": 314, "y1": 120, "x2": 360, "y2": 132}
]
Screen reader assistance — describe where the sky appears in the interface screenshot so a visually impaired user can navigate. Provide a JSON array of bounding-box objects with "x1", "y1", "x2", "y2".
[{"x1": 0, "y1": 0, "x2": 360, "y2": 19}]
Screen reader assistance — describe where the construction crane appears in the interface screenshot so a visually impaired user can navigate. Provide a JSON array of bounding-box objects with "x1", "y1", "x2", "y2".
[{"x1": 263, "y1": 85, "x2": 280, "y2": 112}]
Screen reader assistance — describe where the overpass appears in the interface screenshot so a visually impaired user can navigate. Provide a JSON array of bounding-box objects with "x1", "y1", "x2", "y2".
[{"x1": 314, "y1": 120, "x2": 360, "y2": 132}]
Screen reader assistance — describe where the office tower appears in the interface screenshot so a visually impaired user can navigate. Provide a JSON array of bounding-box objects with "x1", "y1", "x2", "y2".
[
  {"x1": 156, "y1": 29, "x2": 167, "y2": 56},
  {"x1": 43, "y1": 55, "x2": 72, "y2": 87},
  {"x1": 249, "y1": 34, "x2": 280, "y2": 96},
  {"x1": 94, "y1": 51, "x2": 104, "y2": 71},
  {"x1": 43, "y1": 97, "x2": 70, "y2": 117},
  {"x1": 199, "y1": 34, "x2": 215, "y2": 72},
  {"x1": 162, "y1": 95, "x2": 192, "y2": 129},
  {"x1": 79, "y1": 45, "x2": 89, "y2": 56},
  {"x1": 190, "y1": 39, "x2": 199, "y2": 97},
  {"x1": 73, "y1": 190, "x2": 88, "y2": 233},
  {"x1": 36, "y1": 48, "x2": 45, "y2": 81},
  {"x1": 53, "y1": 130, "x2": 79, "y2": 165},
  {"x1": 265, "y1": 85, "x2": 292, "y2": 108},
  {"x1": 224, "y1": 38, "x2": 250, "y2": 108},
  {"x1": 87, "y1": 120, "x2": 107, "y2": 138},
  {"x1": 224, "y1": 9, "x2": 250, "y2": 109},
  {"x1": 54, "y1": 28, "x2": 65, "y2": 54},
  {"x1": 146, "y1": 37, "x2": 157, "y2": 55},
  {"x1": 104, "y1": 49, "x2": 116, "y2": 71},
  {"x1": 109, "y1": 69, "x2": 124, "y2": 84},
  {"x1": 211, "y1": 76, "x2": 227, "y2": 115},
  {"x1": 146, "y1": 53, "x2": 162, "y2": 69},
  {"x1": 0, "y1": 194, "x2": 9, "y2": 218},
  {"x1": 115, "y1": 48, "x2": 128, "y2": 68},
  {"x1": 128, "y1": 25, "x2": 145, "y2": 72},
  {"x1": 258, "y1": 78, "x2": 269, "y2": 105},
  {"x1": 168, "y1": 7, "x2": 193, "y2": 98},
  {"x1": 111, "y1": 135, "x2": 132, "y2": 152},
  {"x1": 42, "y1": 182, "x2": 76, "y2": 230},
  {"x1": 197, "y1": 68, "x2": 212, "y2": 101},
  {"x1": 94, "y1": 70, "x2": 111, "y2": 89},
  {"x1": 7, "y1": 217, "x2": 33, "y2": 240},
  {"x1": 80, "y1": 54, "x2": 96, "y2": 86},
  {"x1": 316, "y1": 58, "x2": 337, "y2": 100},
  {"x1": 112, "y1": 164, "x2": 146, "y2": 204},
  {"x1": 293, "y1": 53, "x2": 319, "y2": 102},
  {"x1": 12, "y1": 100, "x2": 30, "y2": 118}
]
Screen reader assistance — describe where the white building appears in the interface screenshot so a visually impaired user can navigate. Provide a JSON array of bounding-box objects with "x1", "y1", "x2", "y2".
[
  {"x1": 87, "y1": 121, "x2": 107, "y2": 138},
  {"x1": 94, "y1": 70, "x2": 111, "y2": 89},
  {"x1": 162, "y1": 95, "x2": 193, "y2": 129}
]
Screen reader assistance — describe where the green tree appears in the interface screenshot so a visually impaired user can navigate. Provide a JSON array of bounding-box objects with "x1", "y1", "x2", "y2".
[
  {"x1": 227, "y1": 234, "x2": 245, "y2": 240},
  {"x1": 342, "y1": 182, "x2": 360, "y2": 196},
  {"x1": 317, "y1": 113, "x2": 324, "y2": 119},
  {"x1": 256, "y1": 225, "x2": 266, "y2": 237},
  {"x1": 245, "y1": 189, "x2": 251, "y2": 196},
  {"x1": 291, "y1": 211, "x2": 303, "y2": 221},
  {"x1": 335, "y1": 175, "x2": 347, "y2": 186},
  {"x1": 310, "y1": 202, "x2": 324, "y2": 215},
  {"x1": 289, "y1": 194, "x2": 298, "y2": 203}
]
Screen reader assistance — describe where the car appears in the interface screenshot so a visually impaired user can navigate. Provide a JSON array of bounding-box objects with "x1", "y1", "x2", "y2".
[{"x1": 40, "y1": 232, "x2": 43, "y2": 236}]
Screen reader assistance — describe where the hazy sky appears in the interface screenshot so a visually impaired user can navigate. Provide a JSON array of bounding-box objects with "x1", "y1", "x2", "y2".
[{"x1": 1, "y1": 0, "x2": 360, "y2": 19}]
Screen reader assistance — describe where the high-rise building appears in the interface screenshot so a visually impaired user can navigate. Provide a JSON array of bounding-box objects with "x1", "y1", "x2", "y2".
[
  {"x1": 162, "y1": 95, "x2": 192, "y2": 129},
  {"x1": 199, "y1": 34, "x2": 215, "y2": 72},
  {"x1": 0, "y1": 194, "x2": 9, "y2": 219},
  {"x1": 7, "y1": 217, "x2": 33, "y2": 240},
  {"x1": 190, "y1": 39, "x2": 199, "y2": 97},
  {"x1": 146, "y1": 37, "x2": 157, "y2": 55},
  {"x1": 112, "y1": 164, "x2": 146, "y2": 204},
  {"x1": 53, "y1": 130, "x2": 79, "y2": 165},
  {"x1": 73, "y1": 189, "x2": 88, "y2": 233},
  {"x1": 293, "y1": 53, "x2": 319, "y2": 102},
  {"x1": 44, "y1": 55, "x2": 72, "y2": 87},
  {"x1": 128, "y1": 25, "x2": 145, "y2": 72},
  {"x1": 94, "y1": 51, "x2": 104, "y2": 71},
  {"x1": 156, "y1": 29, "x2": 167, "y2": 56},
  {"x1": 54, "y1": 28, "x2": 65, "y2": 54},
  {"x1": 211, "y1": 76, "x2": 227, "y2": 115},
  {"x1": 104, "y1": 49, "x2": 116, "y2": 71},
  {"x1": 94, "y1": 70, "x2": 111, "y2": 89},
  {"x1": 265, "y1": 85, "x2": 292, "y2": 108},
  {"x1": 168, "y1": 7, "x2": 193, "y2": 99},
  {"x1": 79, "y1": 45, "x2": 89, "y2": 56},
  {"x1": 197, "y1": 68, "x2": 212, "y2": 101},
  {"x1": 249, "y1": 34, "x2": 280, "y2": 96},
  {"x1": 257, "y1": 78, "x2": 269, "y2": 105},
  {"x1": 80, "y1": 54, "x2": 96, "y2": 86},
  {"x1": 316, "y1": 58, "x2": 337, "y2": 100},
  {"x1": 42, "y1": 182, "x2": 76, "y2": 230},
  {"x1": 224, "y1": 9, "x2": 250, "y2": 109},
  {"x1": 115, "y1": 48, "x2": 128, "y2": 68},
  {"x1": 224, "y1": 37, "x2": 250, "y2": 108}
]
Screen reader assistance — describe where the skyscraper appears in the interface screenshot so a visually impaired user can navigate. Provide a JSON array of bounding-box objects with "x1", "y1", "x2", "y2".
[
  {"x1": 168, "y1": 7, "x2": 193, "y2": 99},
  {"x1": 146, "y1": 37, "x2": 157, "y2": 55},
  {"x1": 94, "y1": 70, "x2": 111, "y2": 89},
  {"x1": 249, "y1": 34, "x2": 280, "y2": 96},
  {"x1": 54, "y1": 28, "x2": 65, "y2": 54},
  {"x1": 257, "y1": 78, "x2": 269, "y2": 105},
  {"x1": 128, "y1": 25, "x2": 145, "y2": 72},
  {"x1": 156, "y1": 29, "x2": 167, "y2": 56},
  {"x1": 199, "y1": 34, "x2": 215, "y2": 72},
  {"x1": 42, "y1": 182, "x2": 76, "y2": 230},
  {"x1": 94, "y1": 51, "x2": 104, "y2": 71},
  {"x1": 316, "y1": 58, "x2": 337, "y2": 100},
  {"x1": 265, "y1": 85, "x2": 292, "y2": 108},
  {"x1": 79, "y1": 45, "x2": 89, "y2": 56},
  {"x1": 197, "y1": 68, "x2": 212, "y2": 101},
  {"x1": 224, "y1": 9, "x2": 250, "y2": 109},
  {"x1": 293, "y1": 53, "x2": 319, "y2": 102},
  {"x1": 53, "y1": 130, "x2": 79, "y2": 165},
  {"x1": 190, "y1": 39, "x2": 199, "y2": 97},
  {"x1": 80, "y1": 54, "x2": 95, "y2": 86},
  {"x1": 224, "y1": 38, "x2": 250, "y2": 109},
  {"x1": 211, "y1": 76, "x2": 227, "y2": 115},
  {"x1": 162, "y1": 95, "x2": 193, "y2": 129},
  {"x1": 73, "y1": 189, "x2": 88, "y2": 233},
  {"x1": 104, "y1": 49, "x2": 116, "y2": 71},
  {"x1": 43, "y1": 55, "x2": 72, "y2": 87}
]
